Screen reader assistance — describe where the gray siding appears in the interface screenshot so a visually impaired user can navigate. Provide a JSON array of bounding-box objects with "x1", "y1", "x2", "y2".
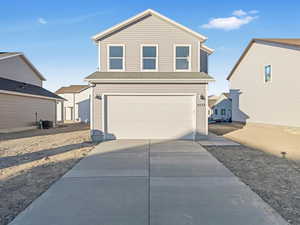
[
  {"x1": 91, "y1": 83, "x2": 208, "y2": 139},
  {"x1": 229, "y1": 41, "x2": 300, "y2": 127},
  {"x1": 200, "y1": 50, "x2": 208, "y2": 73},
  {"x1": 0, "y1": 56, "x2": 42, "y2": 86},
  {"x1": 0, "y1": 93, "x2": 56, "y2": 130},
  {"x1": 99, "y1": 15, "x2": 201, "y2": 72}
]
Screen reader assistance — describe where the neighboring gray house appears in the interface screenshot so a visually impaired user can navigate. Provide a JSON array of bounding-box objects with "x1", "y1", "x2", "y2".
[
  {"x1": 208, "y1": 93, "x2": 232, "y2": 121},
  {"x1": 228, "y1": 38, "x2": 300, "y2": 127},
  {"x1": 55, "y1": 85, "x2": 90, "y2": 123},
  {"x1": 85, "y1": 9, "x2": 214, "y2": 141},
  {"x1": 0, "y1": 52, "x2": 63, "y2": 132}
]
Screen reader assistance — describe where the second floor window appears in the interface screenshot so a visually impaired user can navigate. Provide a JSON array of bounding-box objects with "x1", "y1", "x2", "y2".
[
  {"x1": 108, "y1": 45, "x2": 124, "y2": 71},
  {"x1": 264, "y1": 65, "x2": 271, "y2": 83},
  {"x1": 221, "y1": 109, "x2": 226, "y2": 116},
  {"x1": 175, "y1": 45, "x2": 191, "y2": 71},
  {"x1": 142, "y1": 45, "x2": 157, "y2": 71}
]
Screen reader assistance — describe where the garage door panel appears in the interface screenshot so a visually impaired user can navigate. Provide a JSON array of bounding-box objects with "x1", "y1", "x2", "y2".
[{"x1": 105, "y1": 95, "x2": 195, "y2": 139}]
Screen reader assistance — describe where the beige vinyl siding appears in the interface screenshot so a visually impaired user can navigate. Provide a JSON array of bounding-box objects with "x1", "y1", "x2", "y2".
[
  {"x1": 0, "y1": 56, "x2": 42, "y2": 86},
  {"x1": 99, "y1": 15, "x2": 200, "y2": 72},
  {"x1": 229, "y1": 41, "x2": 300, "y2": 127},
  {"x1": 0, "y1": 93, "x2": 56, "y2": 130},
  {"x1": 92, "y1": 83, "x2": 208, "y2": 139}
]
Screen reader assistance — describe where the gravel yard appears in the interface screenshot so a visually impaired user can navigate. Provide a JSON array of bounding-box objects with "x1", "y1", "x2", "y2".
[
  {"x1": 0, "y1": 123, "x2": 95, "y2": 225},
  {"x1": 205, "y1": 145, "x2": 300, "y2": 225}
]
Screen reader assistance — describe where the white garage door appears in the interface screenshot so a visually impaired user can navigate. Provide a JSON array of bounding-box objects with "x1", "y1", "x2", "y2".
[{"x1": 104, "y1": 95, "x2": 195, "y2": 139}]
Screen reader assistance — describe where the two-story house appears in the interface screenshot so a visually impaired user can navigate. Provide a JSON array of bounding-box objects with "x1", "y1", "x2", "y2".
[
  {"x1": 208, "y1": 93, "x2": 232, "y2": 122},
  {"x1": 228, "y1": 39, "x2": 300, "y2": 128},
  {"x1": 0, "y1": 52, "x2": 63, "y2": 132},
  {"x1": 85, "y1": 9, "x2": 214, "y2": 141},
  {"x1": 55, "y1": 85, "x2": 90, "y2": 123}
]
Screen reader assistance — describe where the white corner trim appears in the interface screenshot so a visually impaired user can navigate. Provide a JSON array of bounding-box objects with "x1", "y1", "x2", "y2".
[
  {"x1": 98, "y1": 41, "x2": 101, "y2": 71},
  {"x1": 0, "y1": 90, "x2": 62, "y2": 101},
  {"x1": 140, "y1": 44, "x2": 159, "y2": 72},
  {"x1": 90, "y1": 86, "x2": 94, "y2": 130},
  {"x1": 174, "y1": 44, "x2": 192, "y2": 72},
  {"x1": 91, "y1": 9, "x2": 207, "y2": 41},
  {"x1": 106, "y1": 44, "x2": 125, "y2": 72}
]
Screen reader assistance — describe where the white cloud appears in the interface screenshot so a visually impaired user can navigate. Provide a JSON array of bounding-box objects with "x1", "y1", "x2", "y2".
[
  {"x1": 232, "y1": 9, "x2": 247, "y2": 17},
  {"x1": 37, "y1": 18, "x2": 47, "y2": 24},
  {"x1": 249, "y1": 10, "x2": 259, "y2": 14},
  {"x1": 201, "y1": 10, "x2": 259, "y2": 31}
]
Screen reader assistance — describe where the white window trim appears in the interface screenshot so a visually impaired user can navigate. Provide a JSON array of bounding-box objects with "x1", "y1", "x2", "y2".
[
  {"x1": 140, "y1": 44, "x2": 158, "y2": 72},
  {"x1": 174, "y1": 44, "x2": 192, "y2": 72},
  {"x1": 264, "y1": 64, "x2": 272, "y2": 83},
  {"x1": 107, "y1": 44, "x2": 125, "y2": 72}
]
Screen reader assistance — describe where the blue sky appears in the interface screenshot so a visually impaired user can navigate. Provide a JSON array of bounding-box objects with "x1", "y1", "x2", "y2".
[{"x1": 1, "y1": 0, "x2": 300, "y2": 95}]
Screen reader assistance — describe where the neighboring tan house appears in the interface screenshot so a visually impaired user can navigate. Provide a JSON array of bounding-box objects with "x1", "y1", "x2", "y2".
[
  {"x1": 228, "y1": 38, "x2": 300, "y2": 127},
  {"x1": 85, "y1": 9, "x2": 214, "y2": 141},
  {"x1": 208, "y1": 93, "x2": 232, "y2": 121},
  {"x1": 0, "y1": 52, "x2": 63, "y2": 132},
  {"x1": 55, "y1": 85, "x2": 90, "y2": 123}
]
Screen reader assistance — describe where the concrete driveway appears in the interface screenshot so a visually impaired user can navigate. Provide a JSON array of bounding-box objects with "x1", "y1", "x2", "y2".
[{"x1": 9, "y1": 140, "x2": 288, "y2": 225}]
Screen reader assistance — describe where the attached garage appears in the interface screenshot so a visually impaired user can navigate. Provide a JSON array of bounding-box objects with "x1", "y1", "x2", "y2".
[
  {"x1": 86, "y1": 72, "x2": 214, "y2": 142},
  {"x1": 104, "y1": 94, "x2": 196, "y2": 139}
]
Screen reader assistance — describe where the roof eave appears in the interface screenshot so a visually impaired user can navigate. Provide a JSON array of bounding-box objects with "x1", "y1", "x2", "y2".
[{"x1": 85, "y1": 78, "x2": 215, "y2": 83}]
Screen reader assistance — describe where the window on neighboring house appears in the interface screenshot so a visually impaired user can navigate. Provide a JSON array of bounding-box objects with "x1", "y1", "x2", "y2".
[
  {"x1": 175, "y1": 45, "x2": 191, "y2": 71},
  {"x1": 214, "y1": 109, "x2": 218, "y2": 115},
  {"x1": 142, "y1": 45, "x2": 157, "y2": 71},
  {"x1": 264, "y1": 65, "x2": 271, "y2": 83},
  {"x1": 221, "y1": 109, "x2": 226, "y2": 115},
  {"x1": 108, "y1": 45, "x2": 124, "y2": 71}
]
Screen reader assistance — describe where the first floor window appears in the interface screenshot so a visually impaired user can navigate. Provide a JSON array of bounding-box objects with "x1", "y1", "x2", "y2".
[
  {"x1": 221, "y1": 109, "x2": 226, "y2": 115},
  {"x1": 264, "y1": 65, "x2": 271, "y2": 83},
  {"x1": 142, "y1": 45, "x2": 157, "y2": 70},
  {"x1": 108, "y1": 45, "x2": 124, "y2": 70},
  {"x1": 175, "y1": 45, "x2": 190, "y2": 71},
  {"x1": 214, "y1": 109, "x2": 218, "y2": 115}
]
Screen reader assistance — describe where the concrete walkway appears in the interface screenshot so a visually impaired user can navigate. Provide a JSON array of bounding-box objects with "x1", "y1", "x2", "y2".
[{"x1": 9, "y1": 140, "x2": 288, "y2": 225}]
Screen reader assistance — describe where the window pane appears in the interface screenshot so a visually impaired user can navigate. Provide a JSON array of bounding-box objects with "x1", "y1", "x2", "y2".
[
  {"x1": 176, "y1": 46, "x2": 189, "y2": 57},
  {"x1": 109, "y1": 46, "x2": 123, "y2": 57},
  {"x1": 265, "y1": 65, "x2": 271, "y2": 82},
  {"x1": 143, "y1": 59, "x2": 156, "y2": 70},
  {"x1": 143, "y1": 46, "x2": 156, "y2": 57},
  {"x1": 110, "y1": 58, "x2": 123, "y2": 69},
  {"x1": 176, "y1": 59, "x2": 189, "y2": 70}
]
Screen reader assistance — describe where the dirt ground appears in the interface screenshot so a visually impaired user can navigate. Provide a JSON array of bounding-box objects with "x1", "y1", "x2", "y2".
[
  {"x1": 209, "y1": 122, "x2": 300, "y2": 160},
  {"x1": 205, "y1": 145, "x2": 300, "y2": 225},
  {"x1": 0, "y1": 123, "x2": 95, "y2": 225}
]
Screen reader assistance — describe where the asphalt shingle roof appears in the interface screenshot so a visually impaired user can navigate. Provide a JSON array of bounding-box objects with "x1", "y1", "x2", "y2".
[
  {"x1": 85, "y1": 72, "x2": 214, "y2": 80},
  {"x1": 0, "y1": 77, "x2": 63, "y2": 100},
  {"x1": 55, "y1": 85, "x2": 89, "y2": 94}
]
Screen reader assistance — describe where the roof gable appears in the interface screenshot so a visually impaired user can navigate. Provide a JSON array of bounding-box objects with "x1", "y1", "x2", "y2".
[
  {"x1": 92, "y1": 9, "x2": 208, "y2": 43},
  {"x1": 0, "y1": 52, "x2": 46, "y2": 81},
  {"x1": 227, "y1": 38, "x2": 300, "y2": 80}
]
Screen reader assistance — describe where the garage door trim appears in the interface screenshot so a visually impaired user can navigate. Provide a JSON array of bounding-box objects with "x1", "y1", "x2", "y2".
[{"x1": 101, "y1": 93, "x2": 198, "y2": 140}]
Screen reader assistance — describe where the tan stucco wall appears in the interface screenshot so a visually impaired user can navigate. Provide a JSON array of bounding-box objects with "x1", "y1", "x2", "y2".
[
  {"x1": 0, "y1": 56, "x2": 42, "y2": 86},
  {"x1": 229, "y1": 41, "x2": 300, "y2": 127},
  {"x1": 99, "y1": 15, "x2": 201, "y2": 72},
  {"x1": 0, "y1": 93, "x2": 56, "y2": 130},
  {"x1": 91, "y1": 83, "x2": 208, "y2": 140}
]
